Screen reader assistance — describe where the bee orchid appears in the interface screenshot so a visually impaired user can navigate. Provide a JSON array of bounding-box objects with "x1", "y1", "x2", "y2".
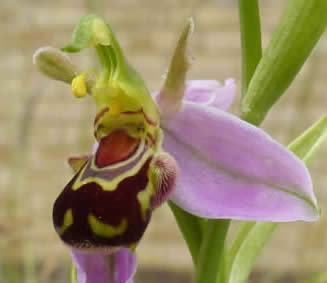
[{"x1": 34, "y1": 14, "x2": 319, "y2": 283}]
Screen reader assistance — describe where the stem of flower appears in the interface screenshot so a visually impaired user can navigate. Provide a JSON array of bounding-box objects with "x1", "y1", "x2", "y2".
[
  {"x1": 192, "y1": 2, "x2": 263, "y2": 282},
  {"x1": 238, "y1": 0, "x2": 262, "y2": 99},
  {"x1": 241, "y1": 0, "x2": 327, "y2": 125},
  {"x1": 168, "y1": 201, "x2": 204, "y2": 264},
  {"x1": 193, "y1": 220, "x2": 230, "y2": 283}
]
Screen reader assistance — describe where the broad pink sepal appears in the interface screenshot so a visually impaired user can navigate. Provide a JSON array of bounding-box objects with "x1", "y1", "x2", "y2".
[
  {"x1": 163, "y1": 102, "x2": 318, "y2": 222},
  {"x1": 184, "y1": 79, "x2": 235, "y2": 110}
]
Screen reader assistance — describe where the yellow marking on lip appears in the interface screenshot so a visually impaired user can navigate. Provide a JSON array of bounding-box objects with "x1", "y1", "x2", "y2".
[
  {"x1": 88, "y1": 214, "x2": 128, "y2": 238},
  {"x1": 68, "y1": 156, "x2": 89, "y2": 173},
  {"x1": 71, "y1": 128, "x2": 163, "y2": 192},
  {"x1": 72, "y1": 145, "x2": 153, "y2": 191},
  {"x1": 137, "y1": 182, "x2": 155, "y2": 221},
  {"x1": 109, "y1": 100, "x2": 123, "y2": 116},
  {"x1": 57, "y1": 209, "x2": 74, "y2": 235},
  {"x1": 128, "y1": 243, "x2": 137, "y2": 253}
]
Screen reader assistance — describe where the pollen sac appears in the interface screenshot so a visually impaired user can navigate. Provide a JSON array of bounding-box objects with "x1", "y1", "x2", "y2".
[{"x1": 71, "y1": 74, "x2": 87, "y2": 98}]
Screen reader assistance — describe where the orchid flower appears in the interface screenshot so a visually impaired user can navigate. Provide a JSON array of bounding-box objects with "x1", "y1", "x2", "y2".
[{"x1": 33, "y1": 15, "x2": 319, "y2": 283}]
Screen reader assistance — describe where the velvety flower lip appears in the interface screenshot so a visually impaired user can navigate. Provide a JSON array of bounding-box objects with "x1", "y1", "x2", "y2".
[{"x1": 71, "y1": 248, "x2": 137, "y2": 283}]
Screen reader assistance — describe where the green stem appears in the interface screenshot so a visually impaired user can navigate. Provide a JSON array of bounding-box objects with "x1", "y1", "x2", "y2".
[
  {"x1": 217, "y1": 246, "x2": 228, "y2": 283},
  {"x1": 191, "y1": 2, "x2": 262, "y2": 282},
  {"x1": 190, "y1": 2, "x2": 262, "y2": 281},
  {"x1": 168, "y1": 201, "x2": 204, "y2": 264},
  {"x1": 238, "y1": 0, "x2": 262, "y2": 98},
  {"x1": 241, "y1": 0, "x2": 327, "y2": 126},
  {"x1": 193, "y1": 220, "x2": 230, "y2": 283}
]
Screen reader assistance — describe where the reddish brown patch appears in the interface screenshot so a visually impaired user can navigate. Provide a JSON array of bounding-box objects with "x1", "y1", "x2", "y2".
[
  {"x1": 68, "y1": 155, "x2": 89, "y2": 166},
  {"x1": 94, "y1": 107, "x2": 109, "y2": 126},
  {"x1": 95, "y1": 130, "x2": 140, "y2": 168},
  {"x1": 68, "y1": 155, "x2": 90, "y2": 172},
  {"x1": 142, "y1": 110, "x2": 157, "y2": 126},
  {"x1": 122, "y1": 109, "x2": 157, "y2": 126},
  {"x1": 94, "y1": 125, "x2": 105, "y2": 140},
  {"x1": 146, "y1": 133, "x2": 156, "y2": 146}
]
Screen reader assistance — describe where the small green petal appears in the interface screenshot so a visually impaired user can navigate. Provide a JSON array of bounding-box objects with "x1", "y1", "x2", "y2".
[
  {"x1": 60, "y1": 14, "x2": 125, "y2": 79},
  {"x1": 61, "y1": 14, "x2": 110, "y2": 52},
  {"x1": 33, "y1": 46, "x2": 95, "y2": 93},
  {"x1": 33, "y1": 46, "x2": 79, "y2": 83}
]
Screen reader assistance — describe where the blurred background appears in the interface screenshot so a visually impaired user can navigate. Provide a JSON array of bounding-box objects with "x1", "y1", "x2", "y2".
[{"x1": 1, "y1": 0, "x2": 327, "y2": 282}]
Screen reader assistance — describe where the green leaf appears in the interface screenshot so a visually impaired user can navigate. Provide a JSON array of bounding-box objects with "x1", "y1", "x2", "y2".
[
  {"x1": 227, "y1": 222, "x2": 276, "y2": 283},
  {"x1": 288, "y1": 114, "x2": 327, "y2": 165},
  {"x1": 193, "y1": 220, "x2": 230, "y2": 283},
  {"x1": 168, "y1": 201, "x2": 204, "y2": 265},
  {"x1": 241, "y1": 0, "x2": 327, "y2": 125},
  {"x1": 238, "y1": 0, "x2": 262, "y2": 98},
  {"x1": 227, "y1": 222, "x2": 256, "y2": 268}
]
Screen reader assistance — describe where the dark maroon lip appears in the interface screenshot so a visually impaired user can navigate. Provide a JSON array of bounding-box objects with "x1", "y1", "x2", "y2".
[{"x1": 53, "y1": 157, "x2": 153, "y2": 249}]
